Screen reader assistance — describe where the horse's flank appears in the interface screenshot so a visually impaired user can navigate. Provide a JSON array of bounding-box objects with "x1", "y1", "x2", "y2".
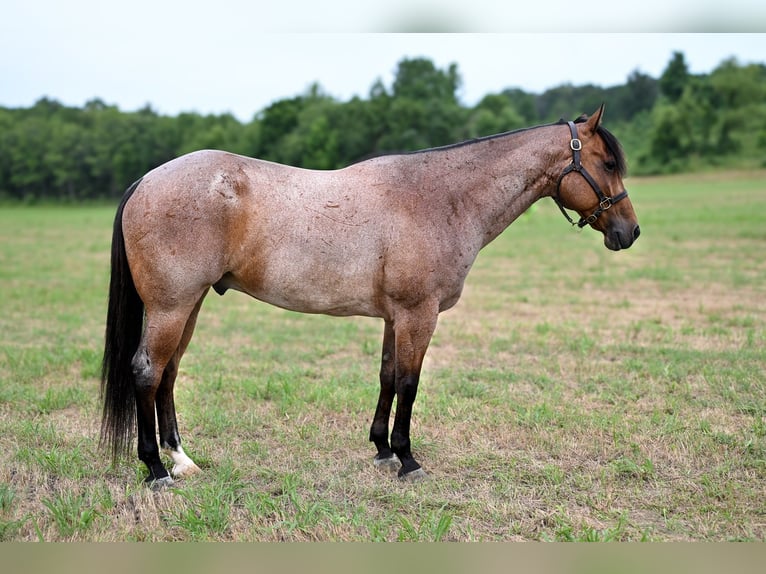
[{"x1": 123, "y1": 125, "x2": 560, "y2": 323}]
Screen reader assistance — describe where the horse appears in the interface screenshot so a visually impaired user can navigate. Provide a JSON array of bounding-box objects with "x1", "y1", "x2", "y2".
[{"x1": 100, "y1": 104, "x2": 640, "y2": 488}]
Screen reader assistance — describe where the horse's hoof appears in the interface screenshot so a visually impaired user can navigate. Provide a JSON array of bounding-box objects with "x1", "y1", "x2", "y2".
[
  {"x1": 398, "y1": 467, "x2": 429, "y2": 482},
  {"x1": 164, "y1": 446, "x2": 201, "y2": 478},
  {"x1": 147, "y1": 476, "x2": 174, "y2": 491},
  {"x1": 172, "y1": 461, "x2": 202, "y2": 478},
  {"x1": 374, "y1": 454, "x2": 401, "y2": 472}
]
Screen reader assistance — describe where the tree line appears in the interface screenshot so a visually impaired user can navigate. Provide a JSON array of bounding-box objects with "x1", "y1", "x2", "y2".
[{"x1": 1, "y1": 51, "x2": 765, "y2": 201}]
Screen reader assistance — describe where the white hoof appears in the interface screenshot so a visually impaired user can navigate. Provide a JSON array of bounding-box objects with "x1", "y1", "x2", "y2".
[
  {"x1": 172, "y1": 460, "x2": 202, "y2": 477},
  {"x1": 163, "y1": 446, "x2": 202, "y2": 477}
]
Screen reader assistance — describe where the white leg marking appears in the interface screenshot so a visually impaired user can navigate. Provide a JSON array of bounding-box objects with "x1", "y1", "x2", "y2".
[{"x1": 163, "y1": 445, "x2": 202, "y2": 477}]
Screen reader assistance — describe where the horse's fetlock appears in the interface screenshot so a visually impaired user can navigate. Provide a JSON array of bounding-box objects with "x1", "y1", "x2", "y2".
[{"x1": 390, "y1": 432, "x2": 409, "y2": 455}]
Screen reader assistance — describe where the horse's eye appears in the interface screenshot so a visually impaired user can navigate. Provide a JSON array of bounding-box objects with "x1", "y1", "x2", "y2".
[{"x1": 604, "y1": 160, "x2": 616, "y2": 173}]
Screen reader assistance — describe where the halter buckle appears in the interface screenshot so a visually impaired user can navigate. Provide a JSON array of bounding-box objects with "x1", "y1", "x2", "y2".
[
  {"x1": 570, "y1": 138, "x2": 582, "y2": 151},
  {"x1": 599, "y1": 198, "x2": 613, "y2": 211}
]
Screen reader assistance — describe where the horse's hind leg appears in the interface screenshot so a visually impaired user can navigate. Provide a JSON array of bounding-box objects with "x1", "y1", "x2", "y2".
[
  {"x1": 133, "y1": 303, "x2": 199, "y2": 488},
  {"x1": 156, "y1": 290, "x2": 208, "y2": 478}
]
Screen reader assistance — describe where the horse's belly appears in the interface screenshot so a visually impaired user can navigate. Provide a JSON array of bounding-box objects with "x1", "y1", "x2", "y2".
[
  {"x1": 271, "y1": 282, "x2": 378, "y2": 317},
  {"x1": 263, "y1": 292, "x2": 378, "y2": 317},
  {"x1": 222, "y1": 263, "x2": 381, "y2": 318}
]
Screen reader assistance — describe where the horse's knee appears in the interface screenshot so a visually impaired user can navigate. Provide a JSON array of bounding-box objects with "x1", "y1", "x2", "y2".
[{"x1": 390, "y1": 428, "x2": 410, "y2": 454}]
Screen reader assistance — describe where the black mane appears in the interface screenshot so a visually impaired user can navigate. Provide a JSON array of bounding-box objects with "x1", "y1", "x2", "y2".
[
  {"x1": 357, "y1": 114, "x2": 628, "y2": 176},
  {"x1": 401, "y1": 123, "x2": 544, "y2": 156}
]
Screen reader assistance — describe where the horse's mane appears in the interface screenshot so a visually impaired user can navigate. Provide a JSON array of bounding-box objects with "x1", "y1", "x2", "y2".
[
  {"x1": 365, "y1": 114, "x2": 628, "y2": 177},
  {"x1": 399, "y1": 123, "x2": 546, "y2": 157}
]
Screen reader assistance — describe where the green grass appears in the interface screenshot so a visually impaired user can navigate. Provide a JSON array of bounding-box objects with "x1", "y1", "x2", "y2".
[{"x1": 1, "y1": 169, "x2": 765, "y2": 541}]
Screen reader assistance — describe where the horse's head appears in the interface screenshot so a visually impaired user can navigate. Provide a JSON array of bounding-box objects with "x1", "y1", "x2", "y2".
[{"x1": 552, "y1": 104, "x2": 640, "y2": 251}]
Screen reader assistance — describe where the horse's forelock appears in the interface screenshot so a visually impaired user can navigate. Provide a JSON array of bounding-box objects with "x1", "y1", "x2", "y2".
[
  {"x1": 565, "y1": 115, "x2": 627, "y2": 177},
  {"x1": 595, "y1": 125, "x2": 627, "y2": 177}
]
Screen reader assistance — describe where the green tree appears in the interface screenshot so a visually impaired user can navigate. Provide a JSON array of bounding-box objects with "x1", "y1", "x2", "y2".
[
  {"x1": 647, "y1": 105, "x2": 686, "y2": 172},
  {"x1": 0, "y1": 108, "x2": 12, "y2": 197},
  {"x1": 279, "y1": 86, "x2": 341, "y2": 169},
  {"x1": 3, "y1": 53, "x2": 766, "y2": 199},
  {"x1": 254, "y1": 95, "x2": 306, "y2": 163},
  {"x1": 659, "y1": 51, "x2": 689, "y2": 103},
  {"x1": 377, "y1": 57, "x2": 466, "y2": 151},
  {"x1": 500, "y1": 88, "x2": 538, "y2": 124},
  {"x1": 467, "y1": 94, "x2": 524, "y2": 137},
  {"x1": 328, "y1": 95, "x2": 380, "y2": 166},
  {"x1": 176, "y1": 113, "x2": 246, "y2": 156},
  {"x1": 6, "y1": 114, "x2": 52, "y2": 198},
  {"x1": 536, "y1": 83, "x2": 607, "y2": 122},
  {"x1": 707, "y1": 59, "x2": 766, "y2": 156},
  {"x1": 391, "y1": 58, "x2": 461, "y2": 102},
  {"x1": 45, "y1": 118, "x2": 89, "y2": 199},
  {"x1": 615, "y1": 70, "x2": 659, "y2": 120}
]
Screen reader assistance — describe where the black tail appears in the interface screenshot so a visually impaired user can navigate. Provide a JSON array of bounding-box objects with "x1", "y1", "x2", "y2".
[{"x1": 100, "y1": 178, "x2": 144, "y2": 462}]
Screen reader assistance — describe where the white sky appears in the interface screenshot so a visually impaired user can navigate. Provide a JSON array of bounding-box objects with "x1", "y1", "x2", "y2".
[{"x1": 2, "y1": 1, "x2": 765, "y2": 122}]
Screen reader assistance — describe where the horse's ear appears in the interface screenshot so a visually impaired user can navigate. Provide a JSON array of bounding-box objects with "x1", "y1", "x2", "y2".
[{"x1": 584, "y1": 103, "x2": 606, "y2": 134}]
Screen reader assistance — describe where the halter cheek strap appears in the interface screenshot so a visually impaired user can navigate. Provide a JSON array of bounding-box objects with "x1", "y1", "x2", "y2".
[{"x1": 554, "y1": 121, "x2": 629, "y2": 228}]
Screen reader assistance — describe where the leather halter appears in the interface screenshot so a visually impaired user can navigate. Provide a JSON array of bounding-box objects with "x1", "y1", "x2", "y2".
[{"x1": 553, "y1": 121, "x2": 629, "y2": 228}]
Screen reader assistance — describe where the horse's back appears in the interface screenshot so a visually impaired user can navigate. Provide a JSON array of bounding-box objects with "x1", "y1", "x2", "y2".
[
  {"x1": 121, "y1": 150, "x2": 391, "y2": 316},
  {"x1": 121, "y1": 149, "x2": 475, "y2": 319}
]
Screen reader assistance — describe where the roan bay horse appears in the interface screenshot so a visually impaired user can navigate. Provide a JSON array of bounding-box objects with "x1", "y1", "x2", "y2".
[{"x1": 101, "y1": 105, "x2": 640, "y2": 487}]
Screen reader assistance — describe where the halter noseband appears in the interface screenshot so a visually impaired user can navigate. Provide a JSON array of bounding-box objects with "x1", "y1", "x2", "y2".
[{"x1": 553, "y1": 121, "x2": 628, "y2": 228}]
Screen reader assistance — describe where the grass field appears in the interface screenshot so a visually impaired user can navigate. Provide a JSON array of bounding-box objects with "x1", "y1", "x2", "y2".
[{"x1": 1, "y1": 170, "x2": 765, "y2": 541}]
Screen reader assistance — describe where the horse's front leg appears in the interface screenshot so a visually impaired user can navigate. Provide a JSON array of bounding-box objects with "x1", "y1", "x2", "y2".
[
  {"x1": 389, "y1": 300, "x2": 439, "y2": 481},
  {"x1": 370, "y1": 321, "x2": 400, "y2": 472}
]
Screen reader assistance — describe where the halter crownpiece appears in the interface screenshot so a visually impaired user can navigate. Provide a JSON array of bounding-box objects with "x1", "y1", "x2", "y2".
[{"x1": 553, "y1": 120, "x2": 629, "y2": 228}]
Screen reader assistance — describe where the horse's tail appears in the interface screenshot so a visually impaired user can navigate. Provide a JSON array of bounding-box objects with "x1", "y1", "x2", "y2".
[{"x1": 100, "y1": 178, "x2": 144, "y2": 463}]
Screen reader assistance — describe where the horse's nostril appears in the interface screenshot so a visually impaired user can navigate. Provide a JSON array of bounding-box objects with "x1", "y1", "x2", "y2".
[{"x1": 633, "y1": 225, "x2": 641, "y2": 240}]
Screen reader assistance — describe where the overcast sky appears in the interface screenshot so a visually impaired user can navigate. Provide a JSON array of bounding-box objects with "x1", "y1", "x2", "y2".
[{"x1": 2, "y1": 1, "x2": 765, "y2": 122}]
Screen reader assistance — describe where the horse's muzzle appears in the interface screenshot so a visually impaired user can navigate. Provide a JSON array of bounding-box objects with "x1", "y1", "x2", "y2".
[{"x1": 606, "y1": 223, "x2": 640, "y2": 251}]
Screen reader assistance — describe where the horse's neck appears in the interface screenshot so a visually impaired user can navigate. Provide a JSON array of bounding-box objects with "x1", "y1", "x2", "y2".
[{"x1": 432, "y1": 126, "x2": 562, "y2": 248}]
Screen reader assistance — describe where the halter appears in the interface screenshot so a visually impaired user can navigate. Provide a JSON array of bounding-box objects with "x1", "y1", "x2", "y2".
[{"x1": 553, "y1": 121, "x2": 629, "y2": 228}]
